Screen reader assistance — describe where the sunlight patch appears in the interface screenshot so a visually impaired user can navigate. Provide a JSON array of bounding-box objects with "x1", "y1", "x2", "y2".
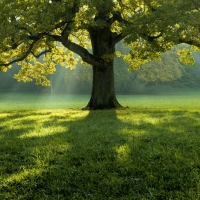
[
  {"x1": 121, "y1": 127, "x2": 147, "y2": 136},
  {"x1": 169, "y1": 126, "x2": 185, "y2": 134},
  {"x1": 143, "y1": 117, "x2": 160, "y2": 124},
  {"x1": 68, "y1": 110, "x2": 89, "y2": 119},
  {"x1": 18, "y1": 126, "x2": 68, "y2": 138},
  {"x1": 116, "y1": 112, "x2": 148, "y2": 122},
  {"x1": 116, "y1": 144, "x2": 130, "y2": 162},
  {"x1": 1, "y1": 166, "x2": 45, "y2": 187},
  {"x1": 0, "y1": 113, "x2": 8, "y2": 119}
]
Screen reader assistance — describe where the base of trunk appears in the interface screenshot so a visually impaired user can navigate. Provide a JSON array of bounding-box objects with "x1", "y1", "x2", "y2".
[
  {"x1": 84, "y1": 49, "x2": 121, "y2": 109},
  {"x1": 83, "y1": 96, "x2": 122, "y2": 110}
]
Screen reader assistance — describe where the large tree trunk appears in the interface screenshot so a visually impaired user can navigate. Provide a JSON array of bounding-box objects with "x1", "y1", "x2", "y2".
[
  {"x1": 85, "y1": 64, "x2": 121, "y2": 109},
  {"x1": 84, "y1": 27, "x2": 122, "y2": 109}
]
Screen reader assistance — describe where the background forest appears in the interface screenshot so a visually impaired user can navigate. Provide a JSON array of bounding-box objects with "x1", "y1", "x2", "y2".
[{"x1": 1, "y1": 43, "x2": 200, "y2": 94}]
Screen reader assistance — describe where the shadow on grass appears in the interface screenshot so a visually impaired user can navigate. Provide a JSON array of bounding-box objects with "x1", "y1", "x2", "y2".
[{"x1": 0, "y1": 109, "x2": 200, "y2": 199}]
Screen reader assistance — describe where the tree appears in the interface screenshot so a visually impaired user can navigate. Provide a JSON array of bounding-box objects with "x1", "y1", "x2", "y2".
[
  {"x1": 0, "y1": 0, "x2": 199, "y2": 109},
  {"x1": 114, "y1": 42, "x2": 186, "y2": 93},
  {"x1": 137, "y1": 46, "x2": 184, "y2": 84}
]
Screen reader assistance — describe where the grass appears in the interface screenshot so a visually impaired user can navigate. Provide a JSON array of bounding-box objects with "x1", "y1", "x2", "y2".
[
  {"x1": 1, "y1": 90, "x2": 200, "y2": 110},
  {"x1": 0, "y1": 92, "x2": 200, "y2": 199}
]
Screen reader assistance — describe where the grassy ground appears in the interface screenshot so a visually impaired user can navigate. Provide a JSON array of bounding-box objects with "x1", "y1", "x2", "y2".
[
  {"x1": 0, "y1": 92, "x2": 200, "y2": 199},
  {"x1": 1, "y1": 90, "x2": 200, "y2": 110}
]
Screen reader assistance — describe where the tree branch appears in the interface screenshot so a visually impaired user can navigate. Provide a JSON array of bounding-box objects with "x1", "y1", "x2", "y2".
[
  {"x1": 178, "y1": 38, "x2": 200, "y2": 47},
  {"x1": 29, "y1": 33, "x2": 61, "y2": 42},
  {"x1": 61, "y1": 28, "x2": 103, "y2": 68},
  {"x1": 112, "y1": 32, "x2": 127, "y2": 44},
  {"x1": 140, "y1": 32, "x2": 163, "y2": 42},
  {"x1": 0, "y1": 40, "x2": 39, "y2": 67},
  {"x1": 60, "y1": 5, "x2": 105, "y2": 68},
  {"x1": 107, "y1": 11, "x2": 131, "y2": 44},
  {"x1": 31, "y1": 50, "x2": 51, "y2": 58},
  {"x1": 106, "y1": 11, "x2": 126, "y2": 25}
]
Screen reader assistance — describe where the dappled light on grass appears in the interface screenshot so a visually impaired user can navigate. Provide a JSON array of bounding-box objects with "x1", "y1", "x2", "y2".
[
  {"x1": 0, "y1": 109, "x2": 90, "y2": 140},
  {"x1": 2, "y1": 166, "x2": 46, "y2": 189},
  {"x1": 0, "y1": 108, "x2": 200, "y2": 199},
  {"x1": 18, "y1": 126, "x2": 68, "y2": 139},
  {"x1": 115, "y1": 144, "x2": 130, "y2": 163}
]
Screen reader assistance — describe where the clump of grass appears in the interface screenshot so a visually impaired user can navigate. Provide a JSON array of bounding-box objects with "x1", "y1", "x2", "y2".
[{"x1": 0, "y1": 108, "x2": 200, "y2": 199}]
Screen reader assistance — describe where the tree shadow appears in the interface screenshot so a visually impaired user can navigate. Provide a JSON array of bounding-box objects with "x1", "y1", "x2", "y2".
[{"x1": 0, "y1": 109, "x2": 200, "y2": 199}]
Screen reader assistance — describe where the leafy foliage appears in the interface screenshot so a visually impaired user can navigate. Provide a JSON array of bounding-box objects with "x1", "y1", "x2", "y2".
[
  {"x1": 1, "y1": 45, "x2": 200, "y2": 94},
  {"x1": 0, "y1": 0, "x2": 199, "y2": 86},
  {"x1": 137, "y1": 46, "x2": 184, "y2": 83}
]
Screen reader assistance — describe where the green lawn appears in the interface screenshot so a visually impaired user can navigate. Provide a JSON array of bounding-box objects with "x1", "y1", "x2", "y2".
[
  {"x1": 0, "y1": 92, "x2": 200, "y2": 199},
  {"x1": 1, "y1": 90, "x2": 200, "y2": 110}
]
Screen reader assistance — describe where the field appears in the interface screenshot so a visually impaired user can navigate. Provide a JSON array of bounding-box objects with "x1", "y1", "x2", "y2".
[{"x1": 0, "y1": 92, "x2": 200, "y2": 199}]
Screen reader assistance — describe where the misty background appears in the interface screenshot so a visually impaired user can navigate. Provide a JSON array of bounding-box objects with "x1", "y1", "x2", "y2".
[{"x1": 1, "y1": 44, "x2": 200, "y2": 95}]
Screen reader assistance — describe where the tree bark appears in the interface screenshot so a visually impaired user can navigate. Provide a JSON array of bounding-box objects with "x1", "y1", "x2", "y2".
[
  {"x1": 85, "y1": 64, "x2": 121, "y2": 109},
  {"x1": 84, "y1": 28, "x2": 122, "y2": 109}
]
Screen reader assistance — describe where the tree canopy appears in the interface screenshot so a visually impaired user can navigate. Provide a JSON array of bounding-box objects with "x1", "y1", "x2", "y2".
[{"x1": 0, "y1": 0, "x2": 199, "y2": 108}]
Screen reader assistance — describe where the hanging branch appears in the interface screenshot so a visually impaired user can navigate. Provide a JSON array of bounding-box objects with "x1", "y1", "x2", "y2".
[{"x1": 0, "y1": 39, "x2": 39, "y2": 67}]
